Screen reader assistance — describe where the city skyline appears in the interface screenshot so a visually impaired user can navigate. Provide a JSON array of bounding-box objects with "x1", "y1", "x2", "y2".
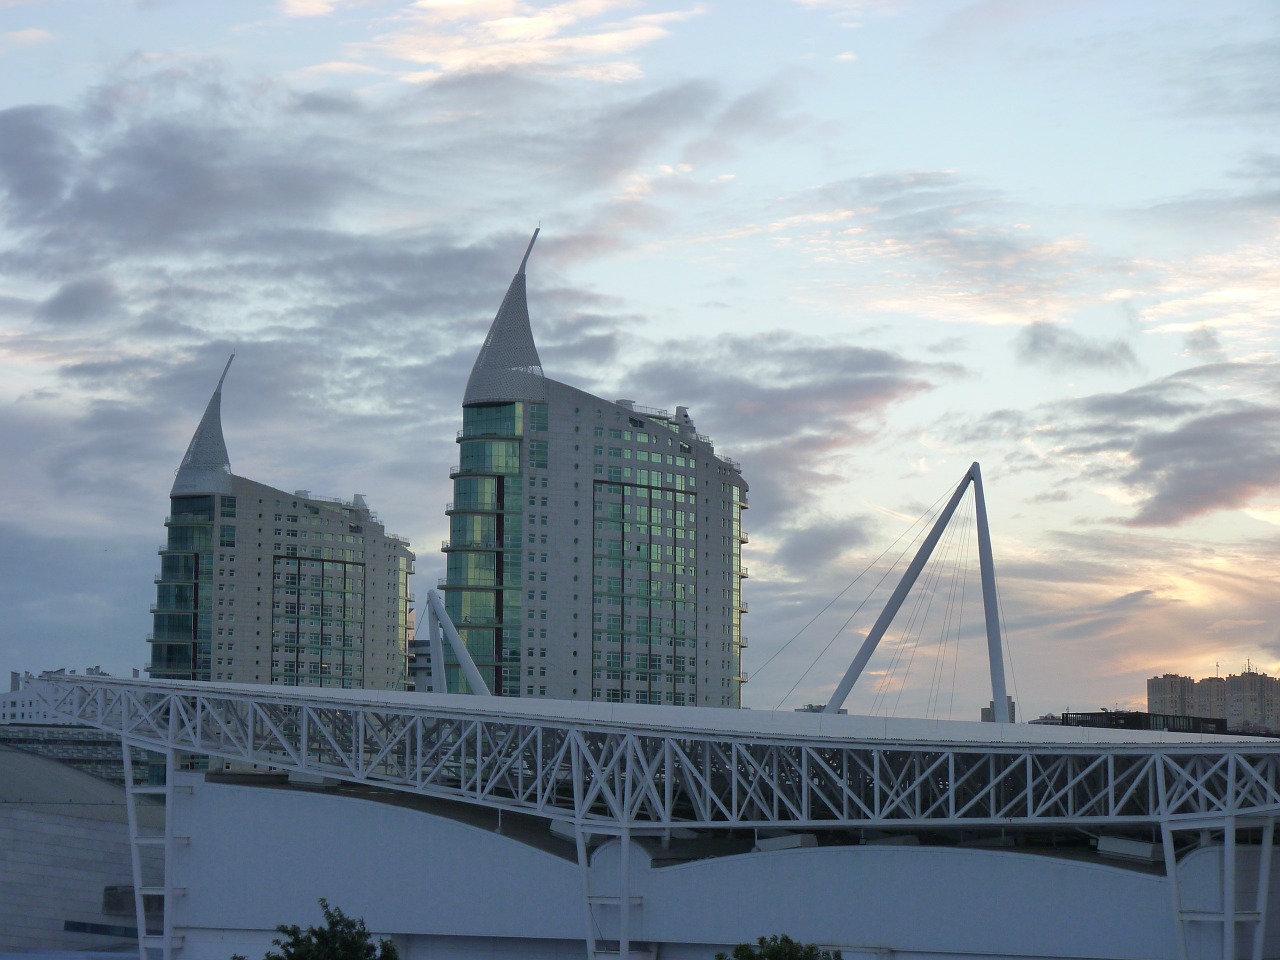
[{"x1": 1, "y1": 1, "x2": 1277, "y2": 719}]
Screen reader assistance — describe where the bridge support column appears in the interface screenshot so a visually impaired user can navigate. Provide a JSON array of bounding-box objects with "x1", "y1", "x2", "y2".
[
  {"x1": 122, "y1": 740, "x2": 183, "y2": 960},
  {"x1": 1162, "y1": 815, "x2": 1276, "y2": 960}
]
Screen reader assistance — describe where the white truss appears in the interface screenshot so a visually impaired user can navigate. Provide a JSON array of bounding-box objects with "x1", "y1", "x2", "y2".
[
  {"x1": 32, "y1": 675, "x2": 1280, "y2": 830},
  {"x1": 28, "y1": 674, "x2": 1280, "y2": 960}
]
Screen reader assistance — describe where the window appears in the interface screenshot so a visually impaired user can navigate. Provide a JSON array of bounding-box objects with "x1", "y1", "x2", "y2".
[
  {"x1": 219, "y1": 525, "x2": 236, "y2": 547},
  {"x1": 220, "y1": 496, "x2": 237, "y2": 518}
]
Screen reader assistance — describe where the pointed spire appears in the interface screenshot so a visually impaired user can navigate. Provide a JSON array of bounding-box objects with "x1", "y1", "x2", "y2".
[
  {"x1": 463, "y1": 230, "x2": 546, "y2": 405},
  {"x1": 172, "y1": 354, "x2": 234, "y2": 496}
]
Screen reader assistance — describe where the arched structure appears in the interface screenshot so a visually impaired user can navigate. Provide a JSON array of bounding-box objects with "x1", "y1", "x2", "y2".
[{"x1": 825, "y1": 461, "x2": 1008, "y2": 719}]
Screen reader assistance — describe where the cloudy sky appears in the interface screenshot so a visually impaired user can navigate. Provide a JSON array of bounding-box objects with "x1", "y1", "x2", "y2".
[{"x1": 1, "y1": 0, "x2": 1276, "y2": 720}]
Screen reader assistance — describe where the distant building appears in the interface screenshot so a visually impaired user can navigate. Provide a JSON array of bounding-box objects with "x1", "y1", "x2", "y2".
[
  {"x1": 1147, "y1": 673, "x2": 1195, "y2": 716},
  {"x1": 1147, "y1": 669, "x2": 1280, "y2": 735},
  {"x1": 149, "y1": 358, "x2": 415, "y2": 689},
  {"x1": 981, "y1": 697, "x2": 1016, "y2": 723},
  {"x1": 1061, "y1": 710, "x2": 1229, "y2": 736},
  {"x1": 1193, "y1": 675, "x2": 1227, "y2": 722},
  {"x1": 437, "y1": 232, "x2": 748, "y2": 706}
]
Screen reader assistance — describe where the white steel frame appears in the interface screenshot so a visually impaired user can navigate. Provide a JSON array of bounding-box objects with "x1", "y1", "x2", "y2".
[
  {"x1": 825, "y1": 461, "x2": 1009, "y2": 719},
  {"x1": 31, "y1": 674, "x2": 1280, "y2": 960}
]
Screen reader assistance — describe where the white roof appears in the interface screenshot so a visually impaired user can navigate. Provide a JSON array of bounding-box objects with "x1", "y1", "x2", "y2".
[
  {"x1": 463, "y1": 231, "x2": 547, "y2": 405},
  {"x1": 171, "y1": 354, "x2": 234, "y2": 496},
  {"x1": 70, "y1": 676, "x2": 1263, "y2": 750}
]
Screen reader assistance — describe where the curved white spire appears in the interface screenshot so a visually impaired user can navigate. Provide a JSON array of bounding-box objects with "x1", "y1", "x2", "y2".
[
  {"x1": 463, "y1": 230, "x2": 546, "y2": 405},
  {"x1": 172, "y1": 354, "x2": 234, "y2": 496}
]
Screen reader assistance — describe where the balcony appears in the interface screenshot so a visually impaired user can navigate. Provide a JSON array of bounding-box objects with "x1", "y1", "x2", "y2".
[
  {"x1": 716, "y1": 454, "x2": 742, "y2": 472},
  {"x1": 450, "y1": 615, "x2": 503, "y2": 629},
  {"x1": 441, "y1": 537, "x2": 522, "y2": 552},
  {"x1": 438, "y1": 576, "x2": 522, "y2": 590},
  {"x1": 446, "y1": 500, "x2": 501, "y2": 514},
  {"x1": 164, "y1": 513, "x2": 213, "y2": 526},
  {"x1": 441, "y1": 539, "x2": 500, "y2": 552},
  {"x1": 456, "y1": 429, "x2": 521, "y2": 441},
  {"x1": 149, "y1": 604, "x2": 194, "y2": 615},
  {"x1": 738, "y1": 601, "x2": 749, "y2": 613}
]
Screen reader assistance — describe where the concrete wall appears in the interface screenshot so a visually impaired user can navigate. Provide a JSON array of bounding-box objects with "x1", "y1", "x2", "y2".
[
  {"x1": 165, "y1": 773, "x2": 1280, "y2": 960},
  {"x1": 0, "y1": 806, "x2": 137, "y2": 951}
]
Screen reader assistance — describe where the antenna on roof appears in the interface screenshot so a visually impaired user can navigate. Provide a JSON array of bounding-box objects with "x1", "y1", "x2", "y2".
[{"x1": 518, "y1": 227, "x2": 540, "y2": 276}]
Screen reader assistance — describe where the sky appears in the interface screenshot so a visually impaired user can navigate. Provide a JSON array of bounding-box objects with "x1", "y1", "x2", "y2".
[{"x1": 1, "y1": 0, "x2": 1277, "y2": 721}]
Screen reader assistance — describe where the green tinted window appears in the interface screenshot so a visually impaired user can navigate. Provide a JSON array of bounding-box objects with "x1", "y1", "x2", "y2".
[
  {"x1": 170, "y1": 495, "x2": 214, "y2": 521},
  {"x1": 460, "y1": 439, "x2": 522, "y2": 474},
  {"x1": 529, "y1": 403, "x2": 549, "y2": 431},
  {"x1": 463, "y1": 403, "x2": 523, "y2": 437}
]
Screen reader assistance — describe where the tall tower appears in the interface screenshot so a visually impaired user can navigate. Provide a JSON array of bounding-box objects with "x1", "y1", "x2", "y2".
[
  {"x1": 440, "y1": 232, "x2": 749, "y2": 706},
  {"x1": 149, "y1": 357, "x2": 416, "y2": 690}
]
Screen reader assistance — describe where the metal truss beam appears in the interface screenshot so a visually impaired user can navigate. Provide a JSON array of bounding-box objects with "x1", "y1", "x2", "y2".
[{"x1": 30, "y1": 676, "x2": 1280, "y2": 833}]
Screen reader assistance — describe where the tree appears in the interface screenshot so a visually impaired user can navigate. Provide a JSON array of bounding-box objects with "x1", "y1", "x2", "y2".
[
  {"x1": 716, "y1": 934, "x2": 843, "y2": 960},
  {"x1": 232, "y1": 900, "x2": 398, "y2": 960}
]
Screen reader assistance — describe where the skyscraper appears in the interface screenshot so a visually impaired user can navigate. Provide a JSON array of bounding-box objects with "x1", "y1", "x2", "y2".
[
  {"x1": 440, "y1": 231, "x2": 748, "y2": 706},
  {"x1": 149, "y1": 357, "x2": 415, "y2": 690}
]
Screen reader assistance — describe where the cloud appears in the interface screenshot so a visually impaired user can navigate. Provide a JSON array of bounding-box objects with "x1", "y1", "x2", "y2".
[
  {"x1": 1013, "y1": 321, "x2": 1138, "y2": 372},
  {"x1": 618, "y1": 335, "x2": 957, "y2": 531},
  {"x1": 954, "y1": 359, "x2": 1280, "y2": 527},
  {"x1": 772, "y1": 516, "x2": 875, "y2": 572},
  {"x1": 0, "y1": 521, "x2": 156, "y2": 677},
  {"x1": 1124, "y1": 404, "x2": 1280, "y2": 526},
  {"x1": 1, "y1": 27, "x2": 53, "y2": 49},
  {"x1": 757, "y1": 171, "x2": 1099, "y2": 325},
  {"x1": 923, "y1": 0, "x2": 1079, "y2": 58},
  {"x1": 0, "y1": 105, "x2": 78, "y2": 218},
  {"x1": 281, "y1": 0, "x2": 339, "y2": 16},
  {"x1": 352, "y1": 1, "x2": 702, "y2": 82},
  {"x1": 1184, "y1": 325, "x2": 1226, "y2": 361},
  {"x1": 35, "y1": 276, "x2": 121, "y2": 325},
  {"x1": 1163, "y1": 37, "x2": 1280, "y2": 118}
]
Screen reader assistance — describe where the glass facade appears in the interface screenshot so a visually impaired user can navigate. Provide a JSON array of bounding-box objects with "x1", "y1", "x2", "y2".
[
  {"x1": 443, "y1": 402, "x2": 527, "y2": 695},
  {"x1": 150, "y1": 494, "x2": 216, "y2": 680},
  {"x1": 270, "y1": 556, "x2": 368, "y2": 687}
]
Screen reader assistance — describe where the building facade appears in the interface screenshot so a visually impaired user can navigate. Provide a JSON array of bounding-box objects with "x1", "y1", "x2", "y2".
[
  {"x1": 439, "y1": 232, "x2": 748, "y2": 706},
  {"x1": 1147, "y1": 673, "x2": 1196, "y2": 716},
  {"x1": 1148, "y1": 669, "x2": 1280, "y2": 735},
  {"x1": 149, "y1": 358, "x2": 415, "y2": 689}
]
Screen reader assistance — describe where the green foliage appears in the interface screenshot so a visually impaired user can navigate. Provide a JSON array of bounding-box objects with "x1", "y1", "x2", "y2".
[
  {"x1": 716, "y1": 934, "x2": 843, "y2": 960},
  {"x1": 231, "y1": 900, "x2": 398, "y2": 960}
]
